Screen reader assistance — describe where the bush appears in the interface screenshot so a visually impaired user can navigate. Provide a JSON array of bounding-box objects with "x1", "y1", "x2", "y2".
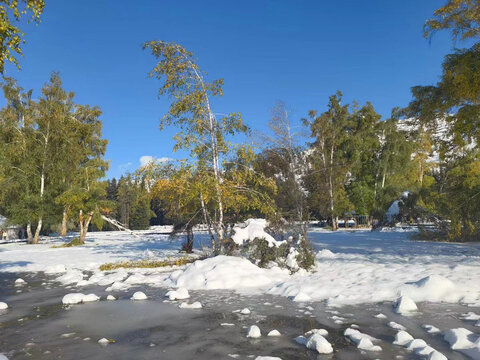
[
  {"x1": 295, "y1": 237, "x2": 315, "y2": 270},
  {"x1": 241, "y1": 238, "x2": 289, "y2": 268}
]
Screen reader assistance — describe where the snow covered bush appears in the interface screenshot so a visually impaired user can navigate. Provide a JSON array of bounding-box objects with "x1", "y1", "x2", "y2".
[{"x1": 295, "y1": 237, "x2": 315, "y2": 270}]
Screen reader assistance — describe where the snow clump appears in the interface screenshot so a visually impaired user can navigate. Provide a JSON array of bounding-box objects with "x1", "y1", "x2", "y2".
[
  {"x1": 179, "y1": 301, "x2": 202, "y2": 309},
  {"x1": 344, "y1": 328, "x2": 382, "y2": 351},
  {"x1": 0, "y1": 302, "x2": 8, "y2": 310},
  {"x1": 267, "y1": 330, "x2": 281, "y2": 337},
  {"x1": 394, "y1": 295, "x2": 418, "y2": 315},
  {"x1": 247, "y1": 325, "x2": 261, "y2": 338},
  {"x1": 231, "y1": 219, "x2": 285, "y2": 248},
  {"x1": 131, "y1": 291, "x2": 147, "y2": 300},
  {"x1": 165, "y1": 287, "x2": 190, "y2": 300}
]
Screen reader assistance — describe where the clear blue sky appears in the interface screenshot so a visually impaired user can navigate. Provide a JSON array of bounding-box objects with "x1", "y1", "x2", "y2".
[{"x1": 1, "y1": 0, "x2": 463, "y2": 178}]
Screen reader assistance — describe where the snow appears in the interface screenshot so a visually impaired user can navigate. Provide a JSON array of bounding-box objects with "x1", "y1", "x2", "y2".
[
  {"x1": 394, "y1": 296, "x2": 418, "y2": 315},
  {"x1": 267, "y1": 329, "x2": 281, "y2": 336},
  {"x1": 167, "y1": 255, "x2": 287, "y2": 291},
  {"x1": 14, "y1": 278, "x2": 25, "y2": 285},
  {"x1": 239, "y1": 308, "x2": 251, "y2": 315},
  {"x1": 374, "y1": 313, "x2": 387, "y2": 319},
  {"x1": 179, "y1": 301, "x2": 202, "y2": 309},
  {"x1": 231, "y1": 219, "x2": 286, "y2": 248},
  {"x1": 0, "y1": 302, "x2": 8, "y2": 310},
  {"x1": 423, "y1": 324, "x2": 441, "y2": 334},
  {"x1": 443, "y1": 328, "x2": 480, "y2": 359},
  {"x1": 62, "y1": 293, "x2": 86, "y2": 305},
  {"x1": 304, "y1": 329, "x2": 328, "y2": 337},
  {"x1": 98, "y1": 338, "x2": 110, "y2": 345},
  {"x1": 165, "y1": 288, "x2": 190, "y2": 300},
  {"x1": 254, "y1": 357, "x2": 281, "y2": 360},
  {"x1": 344, "y1": 328, "x2": 381, "y2": 351},
  {"x1": 82, "y1": 294, "x2": 100, "y2": 302},
  {"x1": 393, "y1": 331, "x2": 414, "y2": 346},
  {"x1": 106, "y1": 295, "x2": 116, "y2": 301},
  {"x1": 0, "y1": 228, "x2": 479, "y2": 310},
  {"x1": 305, "y1": 333, "x2": 333, "y2": 354},
  {"x1": 0, "y1": 354, "x2": 8, "y2": 360},
  {"x1": 387, "y1": 321, "x2": 406, "y2": 331},
  {"x1": 247, "y1": 325, "x2": 261, "y2": 338},
  {"x1": 131, "y1": 291, "x2": 147, "y2": 300}
]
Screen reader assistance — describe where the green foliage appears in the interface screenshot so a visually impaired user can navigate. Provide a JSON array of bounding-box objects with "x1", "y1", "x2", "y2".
[
  {"x1": 0, "y1": 0, "x2": 45, "y2": 73},
  {"x1": 295, "y1": 237, "x2": 315, "y2": 270},
  {"x1": 424, "y1": 0, "x2": 480, "y2": 41},
  {"x1": 242, "y1": 238, "x2": 289, "y2": 268}
]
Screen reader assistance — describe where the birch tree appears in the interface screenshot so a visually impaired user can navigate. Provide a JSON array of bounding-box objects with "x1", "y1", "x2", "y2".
[{"x1": 143, "y1": 41, "x2": 247, "y2": 246}]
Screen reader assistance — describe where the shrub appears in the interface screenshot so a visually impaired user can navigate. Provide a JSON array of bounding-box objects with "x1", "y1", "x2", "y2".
[{"x1": 241, "y1": 238, "x2": 289, "y2": 268}]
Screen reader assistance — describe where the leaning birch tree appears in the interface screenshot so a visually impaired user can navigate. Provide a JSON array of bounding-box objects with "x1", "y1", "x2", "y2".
[{"x1": 143, "y1": 41, "x2": 247, "y2": 247}]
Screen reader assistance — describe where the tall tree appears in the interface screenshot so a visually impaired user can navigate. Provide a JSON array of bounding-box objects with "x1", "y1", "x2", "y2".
[
  {"x1": 143, "y1": 41, "x2": 247, "y2": 247},
  {"x1": 304, "y1": 91, "x2": 352, "y2": 230}
]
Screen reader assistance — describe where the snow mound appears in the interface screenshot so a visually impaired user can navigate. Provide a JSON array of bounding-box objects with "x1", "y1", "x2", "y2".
[
  {"x1": 387, "y1": 321, "x2": 406, "y2": 331},
  {"x1": 428, "y1": 351, "x2": 448, "y2": 360},
  {"x1": 292, "y1": 292, "x2": 311, "y2": 302},
  {"x1": 15, "y1": 278, "x2": 26, "y2": 285},
  {"x1": 131, "y1": 291, "x2": 147, "y2": 300},
  {"x1": 393, "y1": 331, "x2": 414, "y2": 346},
  {"x1": 305, "y1": 329, "x2": 328, "y2": 337},
  {"x1": 82, "y1": 294, "x2": 100, "y2": 302},
  {"x1": 165, "y1": 288, "x2": 190, "y2": 300},
  {"x1": 231, "y1": 219, "x2": 285, "y2": 248},
  {"x1": 267, "y1": 329, "x2": 281, "y2": 337},
  {"x1": 45, "y1": 264, "x2": 67, "y2": 274},
  {"x1": 254, "y1": 357, "x2": 281, "y2": 360},
  {"x1": 0, "y1": 302, "x2": 8, "y2": 310},
  {"x1": 56, "y1": 269, "x2": 85, "y2": 285},
  {"x1": 62, "y1": 293, "x2": 85, "y2": 305},
  {"x1": 374, "y1": 313, "x2": 387, "y2": 319},
  {"x1": 179, "y1": 301, "x2": 202, "y2": 309},
  {"x1": 394, "y1": 296, "x2": 418, "y2": 315},
  {"x1": 167, "y1": 255, "x2": 285, "y2": 291},
  {"x1": 344, "y1": 328, "x2": 381, "y2": 351},
  {"x1": 400, "y1": 275, "x2": 460, "y2": 303},
  {"x1": 306, "y1": 333, "x2": 333, "y2": 354},
  {"x1": 443, "y1": 328, "x2": 480, "y2": 358},
  {"x1": 316, "y1": 249, "x2": 336, "y2": 259},
  {"x1": 106, "y1": 295, "x2": 116, "y2": 301},
  {"x1": 423, "y1": 324, "x2": 441, "y2": 334},
  {"x1": 98, "y1": 338, "x2": 110, "y2": 345},
  {"x1": 240, "y1": 308, "x2": 251, "y2": 315},
  {"x1": 247, "y1": 325, "x2": 261, "y2": 338}
]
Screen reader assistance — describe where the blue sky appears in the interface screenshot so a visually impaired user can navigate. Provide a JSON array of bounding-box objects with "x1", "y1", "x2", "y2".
[{"x1": 1, "y1": 0, "x2": 464, "y2": 178}]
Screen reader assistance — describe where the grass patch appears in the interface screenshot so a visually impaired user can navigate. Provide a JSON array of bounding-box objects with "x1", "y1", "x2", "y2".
[
  {"x1": 51, "y1": 237, "x2": 84, "y2": 248},
  {"x1": 99, "y1": 256, "x2": 197, "y2": 271}
]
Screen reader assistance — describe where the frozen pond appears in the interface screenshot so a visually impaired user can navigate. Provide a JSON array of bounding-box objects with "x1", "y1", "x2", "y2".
[{"x1": 0, "y1": 269, "x2": 478, "y2": 359}]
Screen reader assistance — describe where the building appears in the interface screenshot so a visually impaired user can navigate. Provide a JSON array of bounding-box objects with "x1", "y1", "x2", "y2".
[{"x1": 0, "y1": 215, "x2": 25, "y2": 241}]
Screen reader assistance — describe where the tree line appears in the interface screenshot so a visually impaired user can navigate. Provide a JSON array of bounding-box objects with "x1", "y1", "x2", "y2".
[{"x1": 0, "y1": 0, "x2": 479, "y2": 247}]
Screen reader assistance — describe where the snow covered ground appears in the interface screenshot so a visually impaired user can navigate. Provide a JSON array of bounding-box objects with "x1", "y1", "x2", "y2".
[{"x1": 1, "y1": 227, "x2": 480, "y2": 358}]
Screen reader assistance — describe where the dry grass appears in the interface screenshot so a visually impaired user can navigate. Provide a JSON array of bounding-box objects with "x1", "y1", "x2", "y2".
[
  {"x1": 99, "y1": 256, "x2": 198, "y2": 271},
  {"x1": 51, "y1": 237, "x2": 84, "y2": 248}
]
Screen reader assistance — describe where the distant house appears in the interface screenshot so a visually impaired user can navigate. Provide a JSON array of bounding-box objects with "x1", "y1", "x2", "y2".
[{"x1": 0, "y1": 215, "x2": 25, "y2": 241}]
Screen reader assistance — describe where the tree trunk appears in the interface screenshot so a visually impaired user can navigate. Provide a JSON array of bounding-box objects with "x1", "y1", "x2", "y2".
[
  {"x1": 79, "y1": 210, "x2": 93, "y2": 244},
  {"x1": 32, "y1": 217, "x2": 42, "y2": 244},
  {"x1": 182, "y1": 227, "x2": 194, "y2": 253},
  {"x1": 60, "y1": 207, "x2": 68, "y2": 236},
  {"x1": 200, "y1": 193, "x2": 215, "y2": 250},
  {"x1": 26, "y1": 222, "x2": 33, "y2": 244}
]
